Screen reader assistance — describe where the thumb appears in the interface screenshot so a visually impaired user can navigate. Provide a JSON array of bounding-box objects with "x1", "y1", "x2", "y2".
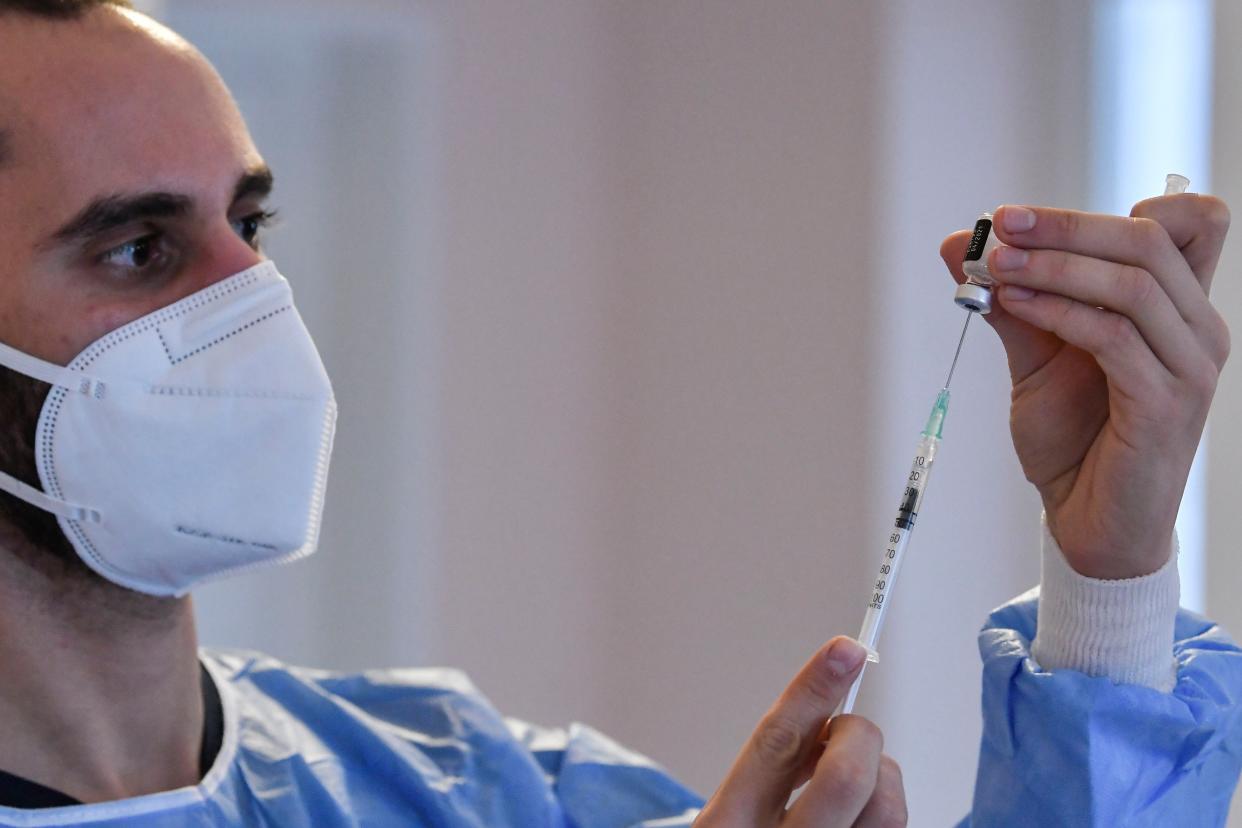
[{"x1": 701, "y1": 637, "x2": 868, "y2": 823}]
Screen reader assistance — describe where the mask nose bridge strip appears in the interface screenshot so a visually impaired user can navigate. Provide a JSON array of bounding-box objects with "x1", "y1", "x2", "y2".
[
  {"x1": 0, "y1": 467, "x2": 101, "y2": 523},
  {"x1": 0, "y1": 341, "x2": 108, "y2": 398}
]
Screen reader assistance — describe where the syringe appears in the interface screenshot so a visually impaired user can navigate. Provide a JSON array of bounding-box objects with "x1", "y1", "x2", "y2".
[
  {"x1": 841, "y1": 313, "x2": 970, "y2": 715},
  {"x1": 841, "y1": 173, "x2": 1188, "y2": 715}
]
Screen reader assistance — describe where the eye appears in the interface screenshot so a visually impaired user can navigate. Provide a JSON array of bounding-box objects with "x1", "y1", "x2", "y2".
[
  {"x1": 233, "y1": 210, "x2": 278, "y2": 249},
  {"x1": 99, "y1": 233, "x2": 165, "y2": 271}
]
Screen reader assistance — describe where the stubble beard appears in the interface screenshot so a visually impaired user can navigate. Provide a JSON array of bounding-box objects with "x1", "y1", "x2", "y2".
[{"x1": 0, "y1": 366, "x2": 182, "y2": 622}]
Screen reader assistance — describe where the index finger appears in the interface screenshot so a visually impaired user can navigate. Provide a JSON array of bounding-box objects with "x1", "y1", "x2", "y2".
[
  {"x1": 991, "y1": 204, "x2": 1213, "y2": 325},
  {"x1": 705, "y1": 637, "x2": 868, "y2": 821}
]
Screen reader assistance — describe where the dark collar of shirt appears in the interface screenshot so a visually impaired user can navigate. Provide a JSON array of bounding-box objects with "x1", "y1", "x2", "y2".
[{"x1": 0, "y1": 663, "x2": 224, "y2": 809}]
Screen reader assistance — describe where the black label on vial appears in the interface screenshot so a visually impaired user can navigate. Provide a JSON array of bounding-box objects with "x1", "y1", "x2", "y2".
[{"x1": 964, "y1": 218, "x2": 992, "y2": 262}]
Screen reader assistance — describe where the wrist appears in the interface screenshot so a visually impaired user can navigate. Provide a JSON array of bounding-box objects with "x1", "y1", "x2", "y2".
[{"x1": 1045, "y1": 511, "x2": 1175, "y2": 580}]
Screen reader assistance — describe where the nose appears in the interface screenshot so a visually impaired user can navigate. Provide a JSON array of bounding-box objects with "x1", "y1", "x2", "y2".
[{"x1": 187, "y1": 222, "x2": 265, "y2": 291}]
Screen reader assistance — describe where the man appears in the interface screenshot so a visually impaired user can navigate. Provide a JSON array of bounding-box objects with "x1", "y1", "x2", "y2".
[{"x1": 0, "y1": 1, "x2": 1236, "y2": 826}]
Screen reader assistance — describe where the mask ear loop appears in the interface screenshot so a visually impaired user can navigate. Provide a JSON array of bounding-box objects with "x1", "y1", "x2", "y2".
[
  {"x1": 0, "y1": 469, "x2": 101, "y2": 523},
  {"x1": 0, "y1": 341, "x2": 109, "y2": 399},
  {"x1": 0, "y1": 341, "x2": 107, "y2": 522}
]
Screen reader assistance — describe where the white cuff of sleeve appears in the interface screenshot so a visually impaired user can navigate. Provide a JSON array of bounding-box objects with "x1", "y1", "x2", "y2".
[{"x1": 1030, "y1": 516, "x2": 1180, "y2": 692}]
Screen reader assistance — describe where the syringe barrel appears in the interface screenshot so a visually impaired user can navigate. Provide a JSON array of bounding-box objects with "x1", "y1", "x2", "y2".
[
  {"x1": 842, "y1": 431, "x2": 941, "y2": 715},
  {"x1": 855, "y1": 432, "x2": 940, "y2": 656}
]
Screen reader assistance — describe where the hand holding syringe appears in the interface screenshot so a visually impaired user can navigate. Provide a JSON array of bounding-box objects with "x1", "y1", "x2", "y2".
[{"x1": 840, "y1": 173, "x2": 1192, "y2": 714}]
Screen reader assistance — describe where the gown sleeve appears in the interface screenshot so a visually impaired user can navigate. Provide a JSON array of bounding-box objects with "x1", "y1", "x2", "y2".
[{"x1": 955, "y1": 592, "x2": 1242, "y2": 827}]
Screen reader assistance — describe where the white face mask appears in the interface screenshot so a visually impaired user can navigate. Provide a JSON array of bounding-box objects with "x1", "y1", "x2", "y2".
[{"x1": 0, "y1": 261, "x2": 337, "y2": 596}]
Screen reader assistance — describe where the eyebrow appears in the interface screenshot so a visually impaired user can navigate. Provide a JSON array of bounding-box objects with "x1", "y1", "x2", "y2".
[
  {"x1": 49, "y1": 192, "x2": 192, "y2": 248},
  {"x1": 233, "y1": 166, "x2": 274, "y2": 204},
  {"x1": 46, "y1": 165, "x2": 276, "y2": 249}
]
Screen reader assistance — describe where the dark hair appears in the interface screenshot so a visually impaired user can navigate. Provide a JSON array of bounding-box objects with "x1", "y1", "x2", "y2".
[{"x1": 0, "y1": 0, "x2": 132, "y2": 18}]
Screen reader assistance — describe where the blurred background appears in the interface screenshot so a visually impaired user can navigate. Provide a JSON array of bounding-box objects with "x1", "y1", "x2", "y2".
[{"x1": 131, "y1": 0, "x2": 1240, "y2": 823}]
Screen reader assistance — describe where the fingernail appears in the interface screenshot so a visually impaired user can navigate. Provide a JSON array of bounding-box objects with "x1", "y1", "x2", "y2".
[
  {"x1": 993, "y1": 246, "x2": 1029, "y2": 271},
  {"x1": 1001, "y1": 206, "x2": 1037, "y2": 233},
  {"x1": 826, "y1": 637, "x2": 867, "y2": 675},
  {"x1": 1002, "y1": 285, "x2": 1036, "y2": 301}
]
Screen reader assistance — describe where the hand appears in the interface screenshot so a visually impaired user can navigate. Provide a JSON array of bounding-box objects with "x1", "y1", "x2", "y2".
[
  {"x1": 696, "y1": 637, "x2": 907, "y2": 827},
  {"x1": 940, "y1": 195, "x2": 1231, "y2": 579}
]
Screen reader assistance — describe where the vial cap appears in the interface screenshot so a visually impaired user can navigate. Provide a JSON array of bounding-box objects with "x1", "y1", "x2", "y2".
[
  {"x1": 954, "y1": 283, "x2": 993, "y2": 315},
  {"x1": 1164, "y1": 174, "x2": 1190, "y2": 195}
]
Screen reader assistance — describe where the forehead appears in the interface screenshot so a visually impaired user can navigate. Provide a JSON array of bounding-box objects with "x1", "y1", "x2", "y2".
[{"x1": 0, "y1": 8, "x2": 261, "y2": 215}]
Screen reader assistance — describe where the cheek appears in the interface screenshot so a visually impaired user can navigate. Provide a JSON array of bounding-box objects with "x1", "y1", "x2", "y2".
[
  {"x1": 80, "y1": 300, "x2": 164, "y2": 347},
  {"x1": 0, "y1": 292, "x2": 91, "y2": 367},
  {"x1": 43, "y1": 300, "x2": 157, "y2": 365},
  {"x1": 86, "y1": 305, "x2": 137, "y2": 339},
  {"x1": 3, "y1": 267, "x2": 208, "y2": 367},
  {"x1": 76, "y1": 281, "x2": 204, "y2": 356}
]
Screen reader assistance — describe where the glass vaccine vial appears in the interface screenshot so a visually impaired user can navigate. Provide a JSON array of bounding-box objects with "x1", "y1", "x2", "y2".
[{"x1": 954, "y1": 211, "x2": 1001, "y2": 314}]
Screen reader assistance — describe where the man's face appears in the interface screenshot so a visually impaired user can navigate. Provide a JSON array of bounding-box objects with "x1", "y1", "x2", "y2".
[
  {"x1": 0, "y1": 6, "x2": 273, "y2": 580},
  {"x1": 0, "y1": 6, "x2": 272, "y2": 366}
]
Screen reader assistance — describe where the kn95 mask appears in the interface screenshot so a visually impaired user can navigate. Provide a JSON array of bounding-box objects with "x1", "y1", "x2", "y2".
[{"x1": 0, "y1": 261, "x2": 337, "y2": 596}]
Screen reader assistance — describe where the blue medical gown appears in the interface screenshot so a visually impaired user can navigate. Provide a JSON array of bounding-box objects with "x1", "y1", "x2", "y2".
[
  {"x1": 957, "y1": 592, "x2": 1242, "y2": 827},
  {"x1": 0, "y1": 650, "x2": 703, "y2": 827},
  {"x1": 3, "y1": 594, "x2": 1239, "y2": 827}
]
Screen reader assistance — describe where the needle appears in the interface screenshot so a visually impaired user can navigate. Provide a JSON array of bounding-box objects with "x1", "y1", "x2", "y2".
[{"x1": 943, "y1": 312, "x2": 972, "y2": 391}]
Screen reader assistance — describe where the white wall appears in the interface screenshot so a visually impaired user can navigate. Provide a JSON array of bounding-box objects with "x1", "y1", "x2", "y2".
[
  {"x1": 597, "y1": 0, "x2": 884, "y2": 801},
  {"x1": 164, "y1": 2, "x2": 1157, "y2": 824},
  {"x1": 430, "y1": 0, "x2": 622, "y2": 734},
  {"x1": 1208, "y1": 3, "x2": 1242, "y2": 825}
]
